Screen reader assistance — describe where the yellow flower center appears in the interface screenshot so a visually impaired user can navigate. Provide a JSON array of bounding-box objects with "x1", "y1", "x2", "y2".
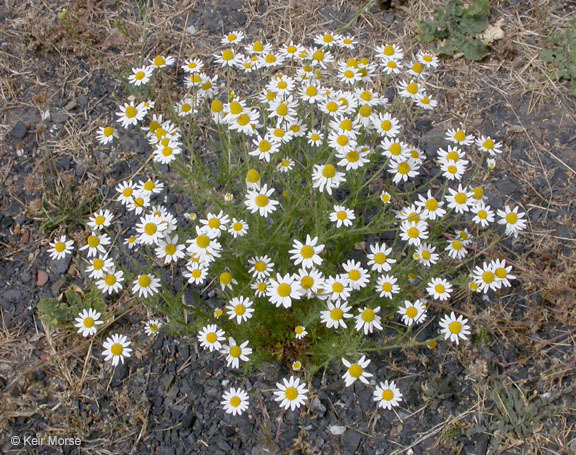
[
  {"x1": 138, "y1": 275, "x2": 151, "y2": 288},
  {"x1": 300, "y1": 245, "x2": 315, "y2": 258},
  {"x1": 349, "y1": 364, "x2": 363, "y2": 378},
  {"x1": 332, "y1": 282, "x2": 344, "y2": 293},
  {"x1": 495, "y1": 267, "x2": 507, "y2": 279},
  {"x1": 301, "y1": 276, "x2": 314, "y2": 289},
  {"x1": 306, "y1": 86, "x2": 317, "y2": 96},
  {"x1": 383, "y1": 45, "x2": 394, "y2": 56},
  {"x1": 361, "y1": 308, "x2": 374, "y2": 322},
  {"x1": 482, "y1": 271, "x2": 495, "y2": 283},
  {"x1": 230, "y1": 396, "x2": 241, "y2": 407},
  {"x1": 192, "y1": 269, "x2": 202, "y2": 278},
  {"x1": 246, "y1": 169, "x2": 260, "y2": 183},
  {"x1": 277, "y1": 283, "x2": 291, "y2": 297},
  {"x1": 135, "y1": 71, "x2": 145, "y2": 80},
  {"x1": 257, "y1": 282, "x2": 267, "y2": 292},
  {"x1": 144, "y1": 223, "x2": 157, "y2": 236},
  {"x1": 111, "y1": 343, "x2": 123, "y2": 356},
  {"x1": 374, "y1": 253, "x2": 387, "y2": 264},
  {"x1": 208, "y1": 218, "x2": 220, "y2": 229},
  {"x1": 421, "y1": 250, "x2": 431, "y2": 260},
  {"x1": 125, "y1": 106, "x2": 137, "y2": 118},
  {"x1": 206, "y1": 332, "x2": 217, "y2": 343},
  {"x1": 233, "y1": 222, "x2": 243, "y2": 232},
  {"x1": 473, "y1": 187, "x2": 484, "y2": 200},
  {"x1": 407, "y1": 83, "x2": 418, "y2": 95},
  {"x1": 253, "y1": 41, "x2": 264, "y2": 52},
  {"x1": 359, "y1": 105, "x2": 371, "y2": 117},
  {"x1": 87, "y1": 235, "x2": 100, "y2": 248},
  {"x1": 337, "y1": 211, "x2": 348, "y2": 220},
  {"x1": 84, "y1": 317, "x2": 94, "y2": 328},
  {"x1": 454, "y1": 193, "x2": 467, "y2": 205},
  {"x1": 322, "y1": 165, "x2": 336, "y2": 178},
  {"x1": 103, "y1": 127, "x2": 114, "y2": 137},
  {"x1": 326, "y1": 101, "x2": 338, "y2": 112},
  {"x1": 381, "y1": 120, "x2": 392, "y2": 131},
  {"x1": 234, "y1": 305, "x2": 246, "y2": 315},
  {"x1": 54, "y1": 242, "x2": 66, "y2": 252},
  {"x1": 222, "y1": 49, "x2": 234, "y2": 61},
  {"x1": 412, "y1": 62, "x2": 423, "y2": 73},
  {"x1": 229, "y1": 346, "x2": 242, "y2": 358},
  {"x1": 93, "y1": 258, "x2": 104, "y2": 270},
  {"x1": 330, "y1": 308, "x2": 343, "y2": 320},
  {"x1": 407, "y1": 227, "x2": 420, "y2": 238},
  {"x1": 505, "y1": 213, "x2": 518, "y2": 225},
  {"x1": 449, "y1": 321, "x2": 462, "y2": 334},
  {"x1": 406, "y1": 306, "x2": 418, "y2": 319},
  {"x1": 196, "y1": 235, "x2": 210, "y2": 249},
  {"x1": 211, "y1": 99, "x2": 223, "y2": 113},
  {"x1": 349, "y1": 270, "x2": 361, "y2": 282},
  {"x1": 255, "y1": 194, "x2": 269, "y2": 207},
  {"x1": 312, "y1": 50, "x2": 324, "y2": 61},
  {"x1": 254, "y1": 261, "x2": 267, "y2": 272},
  {"x1": 454, "y1": 130, "x2": 466, "y2": 142},
  {"x1": 435, "y1": 284, "x2": 445, "y2": 294},
  {"x1": 382, "y1": 389, "x2": 394, "y2": 401},
  {"x1": 382, "y1": 282, "x2": 393, "y2": 292},
  {"x1": 398, "y1": 162, "x2": 411, "y2": 175},
  {"x1": 426, "y1": 199, "x2": 438, "y2": 211},
  {"x1": 285, "y1": 387, "x2": 298, "y2": 400},
  {"x1": 220, "y1": 272, "x2": 233, "y2": 285},
  {"x1": 165, "y1": 244, "x2": 176, "y2": 255},
  {"x1": 483, "y1": 139, "x2": 494, "y2": 149}
]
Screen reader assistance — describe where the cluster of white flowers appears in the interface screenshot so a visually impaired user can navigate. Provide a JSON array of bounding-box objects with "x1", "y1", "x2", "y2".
[{"x1": 46, "y1": 30, "x2": 529, "y2": 418}]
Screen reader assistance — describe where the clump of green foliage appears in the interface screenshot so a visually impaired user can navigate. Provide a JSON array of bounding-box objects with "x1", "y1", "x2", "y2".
[
  {"x1": 38, "y1": 288, "x2": 106, "y2": 326},
  {"x1": 540, "y1": 21, "x2": 576, "y2": 95},
  {"x1": 419, "y1": 0, "x2": 491, "y2": 61}
]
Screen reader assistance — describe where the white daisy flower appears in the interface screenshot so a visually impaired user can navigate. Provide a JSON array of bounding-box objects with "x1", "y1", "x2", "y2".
[
  {"x1": 320, "y1": 301, "x2": 353, "y2": 329},
  {"x1": 273, "y1": 376, "x2": 309, "y2": 411},
  {"x1": 330, "y1": 205, "x2": 356, "y2": 228},
  {"x1": 373, "y1": 380, "x2": 403, "y2": 410},
  {"x1": 426, "y1": 277, "x2": 453, "y2": 301},
  {"x1": 311, "y1": 164, "x2": 346, "y2": 195},
  {"x1": 197, "y1": 324, "x2": 226, "y2": 352},
  {"x1": 439, "y1": 312, "x2": 471, "y2": 345},
  {"x1": 289, "y1": 235, "x2": 324, "y2": 269},
  {"x1": 221, "y1": 388, "x2": 249, "y2": 416},
  {"x1": 267, "y1": 273, "x2": 304, "y2": 308},
  {"x1": 398, "y1": 300, "x2": 427, "y2": 326},
  {"x1": 74, "y1": 308, "x2": 104, "y2": 337},
  {"x1": 294, "y1": 325, "x2": 308, "y2": 339},
  {"x1": 221, "y1": 338, "x2": 252, "y2": 369},
  {"x1": 375, "y1": 274, "x2": 400, "y2": 299},
  {"x1": 48, "y1": 235, "x2": 74, "y2": 261},
  {"x1": 144, "y1": 319, "x2": 162, "y2": 336},
  {"x1": 226, "y1": 296, "x2": 255, "y2": 324},
  {"x1": 245, "y1": 184, "x2": 279, "y2": 217},
  {"x1": 102, "y1": 334, "x2": 132, "y2": 366},
  {"x1": 497, "y1": 205, "x2": 527, "y2": 237},
  {"x1": 342, "y1": 356, "x2": 373, "y2": 387},
  {"x1": 355, "y1": 306, "x2": 382, "y2": 335},
  {"x1": 132, "y1": 274, "x2": 161, "y2": 298}
]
